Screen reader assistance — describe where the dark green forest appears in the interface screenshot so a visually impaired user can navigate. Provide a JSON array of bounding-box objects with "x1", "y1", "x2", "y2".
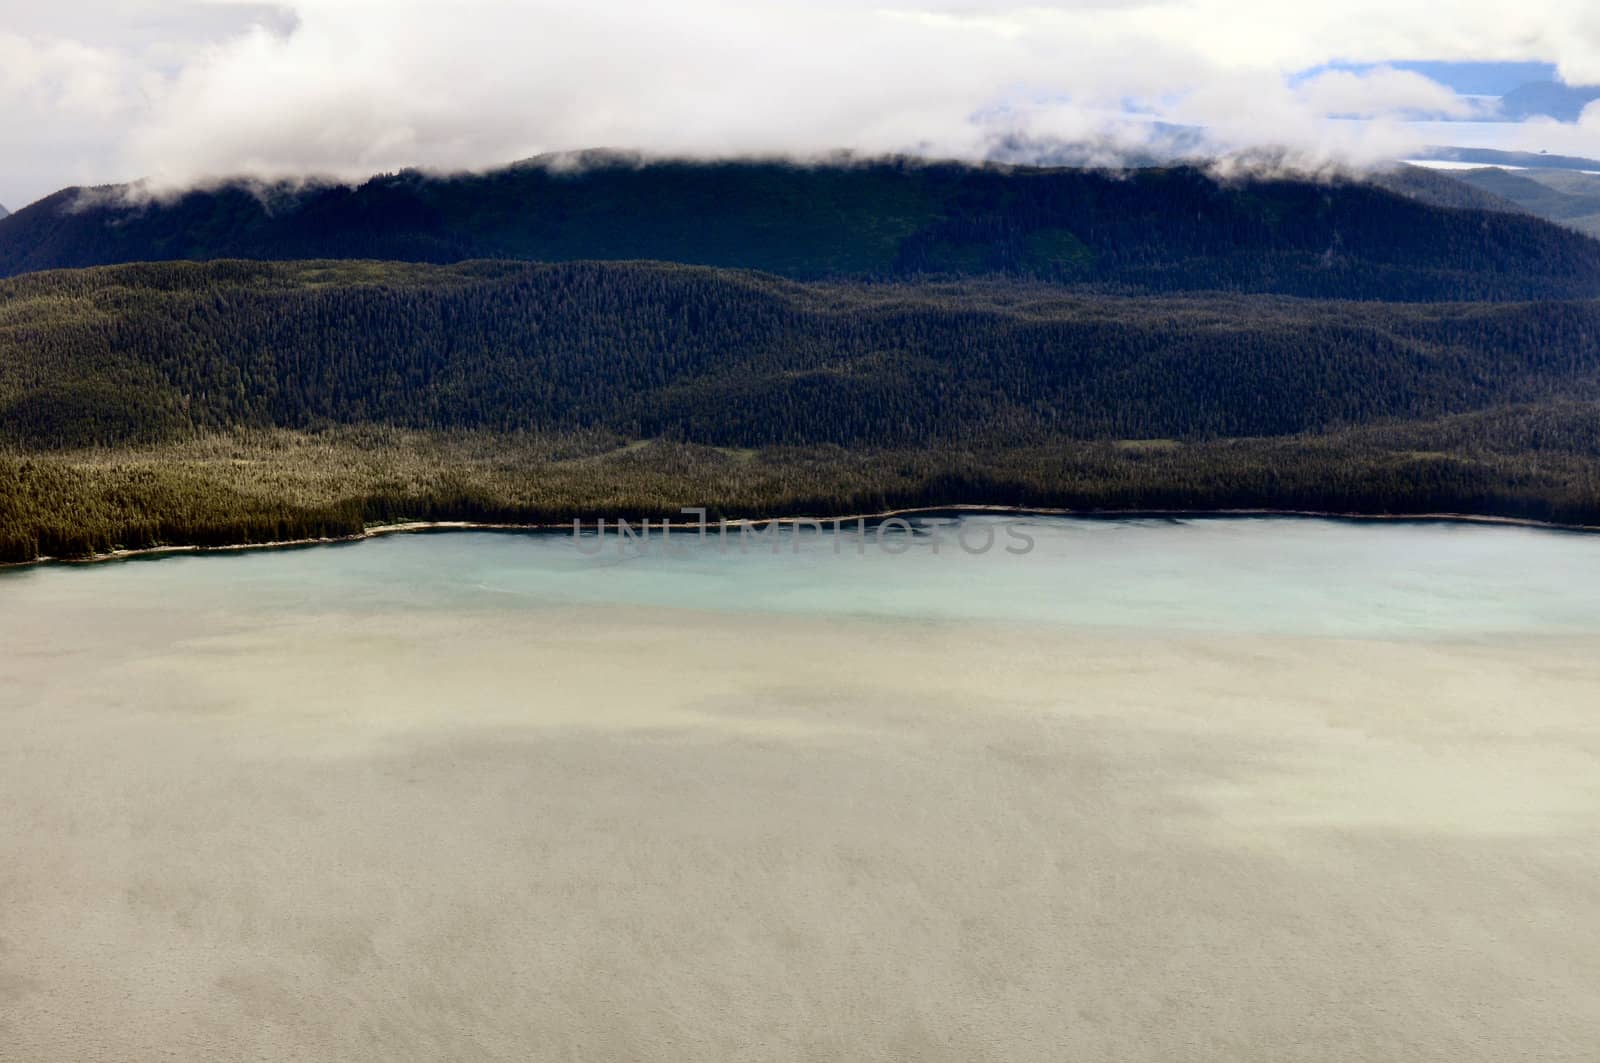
[
  {"x1": 8, "y1": 259, "x2": 1600, "y2": 447},
  {"x1": 7, "y1": 157, "x2": 1600, "y2": 300},
  {"x1": 3, "y1": 258, "x2": 1600, "y2": 562}
]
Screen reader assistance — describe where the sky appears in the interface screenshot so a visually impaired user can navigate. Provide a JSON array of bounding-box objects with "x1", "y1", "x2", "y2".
[{"x1": 5, "y1": 0, "x2": 1600, "y2": 209}]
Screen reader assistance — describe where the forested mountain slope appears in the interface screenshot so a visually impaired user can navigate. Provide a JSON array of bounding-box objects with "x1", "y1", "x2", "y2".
[
  {"x1": 4, "y1": 158, "x2": 1600, "y2": 300},
  {"x1": 6, "y1": 258, "x2": 1600, "y2": 452},
  {"x1": 6, "y1": 258, "x2": 1600, "y2": 560}
]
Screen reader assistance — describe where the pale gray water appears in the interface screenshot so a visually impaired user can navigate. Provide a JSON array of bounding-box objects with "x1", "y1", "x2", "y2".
[{"x1": 2, "y1": 517, "x2": 1599, "y2": 1061}]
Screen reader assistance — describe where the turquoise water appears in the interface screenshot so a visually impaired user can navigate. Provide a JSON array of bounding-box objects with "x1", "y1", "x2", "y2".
[{"x1": 5, "y1": 515, "x2": 1598, "y2": 637}]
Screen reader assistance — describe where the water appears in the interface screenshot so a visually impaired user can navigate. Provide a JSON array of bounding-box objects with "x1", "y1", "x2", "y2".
[
  {"x1": 8, "y1": 515, "x2": 1600, "y2": 637},
  {"x1": 3, "y1": 517, "x2": 1598, "y2": 1061}
]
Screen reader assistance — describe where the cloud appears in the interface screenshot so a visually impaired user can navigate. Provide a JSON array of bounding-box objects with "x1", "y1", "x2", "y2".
[
  {"x1": 1295, "y1": 68, "x2": 1484, "y2": 120},
  {"x1": 6, "y1": 0, "x2": 1600, "y2": 205},
  {"x1": 0, "y1": 31, "x2": 142, "y2": 206},
  {"x1": 0, "y1": 3, "x2": 299, "y2": 205},
  {"x1": 113, "y1": 0, "x2": 1472, "y2": 189},
  {"x1": 0, "y1": 35, "x2": 127, "y2": 119}
]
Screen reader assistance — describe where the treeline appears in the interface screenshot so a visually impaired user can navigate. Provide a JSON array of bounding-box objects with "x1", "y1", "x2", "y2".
[
  {"x1": 6, "y1": 158, "x2": 1600, "y2": 300},
  {"x1": 4, "y1": 414, "x2": 1599, "y2": 563},
  {"x1": 7, "y1": 259, "x2": 1600, "y2": 452}
]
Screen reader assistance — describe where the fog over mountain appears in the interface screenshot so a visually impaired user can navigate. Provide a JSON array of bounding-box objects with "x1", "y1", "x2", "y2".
[{"x1": 8, "y1": 0, "x2": 1600, "y2": 207}]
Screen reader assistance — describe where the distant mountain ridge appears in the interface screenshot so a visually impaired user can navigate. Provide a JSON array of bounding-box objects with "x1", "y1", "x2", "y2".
[
  {"x1": 1416, "y1": 146, "x2": 1600, "y2": 172},
  {"x1": 1447, "y1": 167, "x2": 1600, "y2": 238},
  {"x1": 4, "y1": 156, "x2": 1600, "y2": 301},
  {"x1": 1367, "y1": 164, "x2": 1530, "y2": 215},
  {"x1": 0, "y1": 204, "x2": 9, "y2": 220},
  {"x1": 1499, "y1": 81, "x2": 1600, "y2": 122}
]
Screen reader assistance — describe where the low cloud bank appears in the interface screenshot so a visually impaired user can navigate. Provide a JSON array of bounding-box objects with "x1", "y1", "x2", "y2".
[{"x1": 6, "y1": 1, "x2": 1600, "y2": 205}]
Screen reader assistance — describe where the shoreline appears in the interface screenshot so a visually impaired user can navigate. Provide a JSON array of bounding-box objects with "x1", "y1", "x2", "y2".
[{"x1": 6, "y1": 504, "x2": 1600, "y2": 571}]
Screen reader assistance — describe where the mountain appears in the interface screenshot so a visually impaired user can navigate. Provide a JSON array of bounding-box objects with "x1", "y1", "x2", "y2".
[
  {"x1": 7, "y1": 258, "x2": 1600, "y2": 451},
  {"x1": 1499, "y1": 81, "x2": 1600, "y2": 122},
  {"x1": 1445, "y1": 167, "x2": 1600, "y2": 239},
  {"x1": 7, "y1": 257, "x2": 1600, "y2": 560},
  {"x1": 1382, "y1": 152, "x2": 1600, "y2": 239},
  {"x1": 1415, "y1": 146, "x2": 1600, "y2": 172},
  {"x1": 1366, "y1": 164, "x2": 1529, "y2": 215},
  {"x1": 4, "y1": 157, "x2": 1600, "y2": 301},
  {"x1": 0, "y1": 203, "x2": 8, "y2": 220}
]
